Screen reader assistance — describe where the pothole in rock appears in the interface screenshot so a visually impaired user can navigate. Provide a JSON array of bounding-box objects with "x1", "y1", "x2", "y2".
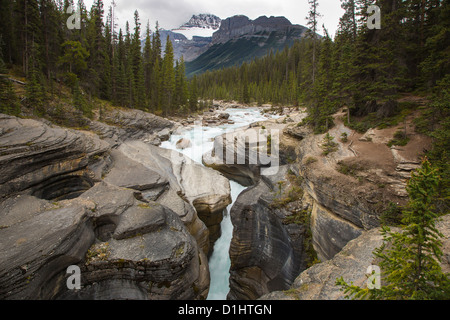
[{"x1": 32, "y1": 175, "x2": 95, "y2": 201}]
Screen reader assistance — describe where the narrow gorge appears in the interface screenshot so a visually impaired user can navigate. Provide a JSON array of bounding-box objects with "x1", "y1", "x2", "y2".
[{"x1": 1, "y1": 102, "x2": 448, "y2": 300}]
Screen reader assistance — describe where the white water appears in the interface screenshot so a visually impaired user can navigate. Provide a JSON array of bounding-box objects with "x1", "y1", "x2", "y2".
[{"x1": 160, "y1": 108, "x2": 274, "y2": 300}]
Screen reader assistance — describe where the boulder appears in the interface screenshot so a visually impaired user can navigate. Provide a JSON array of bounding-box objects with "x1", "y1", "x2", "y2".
[
  {"x1": 103, "y1": 149, "x2": 168, "y2": 192},
  {"x1": 0, "y1": 182, "x2": 209, "y2": 300},
  {"x1": 176, "y1": 138, "x2": 192, "y2": 150},
  {"x1": 116, "y1": 140, "x2": 232, "y2": 255},
  {"x1": 157, "y1": 128, "x2": 172, "y2": 142},
  {"x1": 100, "y1": 108, "x2": 175, "y2": 145},
  {"x1": 218, "y1": 113, "x2": 230, "y2": 120},
  {"x1": 202, "y1": 128, "x2": 277, "y2": 186}
]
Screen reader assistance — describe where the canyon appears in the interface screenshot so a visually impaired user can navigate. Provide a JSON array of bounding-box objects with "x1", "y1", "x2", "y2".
[{"x1": 0, "y1": 102, "x2": 448, "y2": 300}]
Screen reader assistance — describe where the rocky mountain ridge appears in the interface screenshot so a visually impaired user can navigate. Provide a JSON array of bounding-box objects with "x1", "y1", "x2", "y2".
[
  {"x1": 211, "y1": 15, "x2": 296, "y2": 45},
  {"x1": 155, "y1": 13, "x2": 309, "y2": 73},
  {"x1": 186, "y1": 15, "x2": 308, "y2": 76},
  {"x1": 176, "y1": 14, "x2": 221, "y2": 31}
]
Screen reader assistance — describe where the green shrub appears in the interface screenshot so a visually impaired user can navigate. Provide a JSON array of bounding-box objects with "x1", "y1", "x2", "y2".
[
  {"x1": 387, "y1": 130, "x2": 410, "y2": 147},
  {"x1": 321, "y1": 133, "x2": 338, "y2": 156}
]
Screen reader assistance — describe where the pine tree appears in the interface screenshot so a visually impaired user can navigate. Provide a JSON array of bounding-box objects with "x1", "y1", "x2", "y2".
[
  {"x1": 130, "y1": 11, "x2": 145, "y2": 110},
  {"x1": 26, "y1": 42, "x2": 45, "y2": 115},
  {"x1": 0, "y1": 0, "x2": 16, "y2": 65},
  {"x1": 241, "y1": 63, "x2": 250, "y2": 104},
  {"x1": 150, "y1": 22, "x2": 162, "y2": 112},
  {"x1": 174, "y1": 56, "x2": 188, "y2": 110},
  {"x1": 143, "y1": 22, "x2": 153, "y2": 108},
  {"x1": 337, "y1": 158, "x2": 450, "y2": 300},
  {"x1": 161, "y1": 35, "x2": 175, "y2": 114},
  {"x1": 113, "y1": 28, "x2": 127, "y2": 106},
  {"x1": 14, "y1": 0, "x2": 43, "y2": 76},
  {"x1": 0, "y1": 51, "x2": 20, "y2": 116},
  {"x1": 40, "y1": 0, "x2": 64, "y2": 82},
  {"x1": 58, "y1": 40, "x2": 89, "y2": 77},
  {"x1": 85, "y1": 0, "x2": 106, "y2": 97},
  {"x1": 306, "y1": 0, "x2": 321, "y2": 84},
  {"x1": 189, "y1": 75, "x2": 198, "y2": 112},
  {"x1": 339, "y1": 0, "x2": 357, "y2": 40},
  {"x1": 419, "y1": 0, "x2": 450, "y2": 88},
  {"x1": 72, "y1": 77, "x2": 91, "y2": 117},
  {"x1": 313, "y1": 27, "x2": 336, "y2": 132}
]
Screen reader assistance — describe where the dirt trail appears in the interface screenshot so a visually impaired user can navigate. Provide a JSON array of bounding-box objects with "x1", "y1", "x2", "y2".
[{"x1": 299, "y1": 107, "x2": 432, "y2": 203}]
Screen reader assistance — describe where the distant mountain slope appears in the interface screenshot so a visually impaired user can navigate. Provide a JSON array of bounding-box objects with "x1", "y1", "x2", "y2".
[
  {"x1": 160, "y1": 14, "x2": 221, "y2": 62},
  {"x1": 186, "y1": 15, "x2": 308, "y2": 77},
  {"x1": 159, "y1": 29, "x2": 213, "y2": 62}
]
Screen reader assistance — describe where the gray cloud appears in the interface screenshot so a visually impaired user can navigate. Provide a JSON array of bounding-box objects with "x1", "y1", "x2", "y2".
[{"x1": 84, "y1": 0, "x2": 343, "y2": 37}]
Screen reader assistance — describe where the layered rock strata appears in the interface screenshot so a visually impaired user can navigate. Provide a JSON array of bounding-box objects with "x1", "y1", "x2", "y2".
[
  {"x1": 261, "y1": 214, "x2": 450, "y2": 300},
  {"x1": 0, "y1": 113, "x2": 232, "y2": 300},
  {"x1": 227, "y1": 165, "x2": 309, "y2": 300}
]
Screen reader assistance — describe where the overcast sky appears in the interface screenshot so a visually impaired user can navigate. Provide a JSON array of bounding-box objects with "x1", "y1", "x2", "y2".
[{"x1": 83, "y1": 0, "x2": 344, "y2": 38}]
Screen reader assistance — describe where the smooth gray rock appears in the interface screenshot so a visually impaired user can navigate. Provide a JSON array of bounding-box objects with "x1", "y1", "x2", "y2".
[
  {"x1": 117, "y1": 140, "x2": 232, "y2": 254},
  {"x1": 101, "y1": 108, "x2": 174, "y2": 145},
  {"x1": 0, "y1": 114, "x2": 210, "y2": 300},
  {"x1": 261, "y1": 214, "x2": 450, "y2": 300},
  {"x1": 227, "y1": 165, "x2": 308, "y2": 300},
  {"x1": 103, "y1": 149, "x2": 168, "y2": 192},
  {"x1": 0, "y1": 200, "x2": 96, "y2": 299},
  {"x1": 113, "y1": 202, "x2": 167, "y2": 240},
  {"x1": 310, "y1": 201, "x2": 363, "y2": 261}
]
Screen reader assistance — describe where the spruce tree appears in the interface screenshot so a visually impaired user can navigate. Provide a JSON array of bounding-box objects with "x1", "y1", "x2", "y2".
[
  {"x1": 25, "y1": 41, "x2": 45, "y2": 115},
  {"x1": 14, "y1": 0, "x2": 43, "y2": 76},
  {"x1": 161, "y1": 35, "x2": 175, "y2": 114},
  {"x1": 0, "y1": 51, "x2": 20, "y2": 116},
  {"x1": 143, "y1": 22, "x2": 153, "y2": 108},
  {"x1": 129, "y1": 11, "x2": 145, "y2": 110},
  {"x1": 174, "y1": 57, "x2": 188, "y2": 110},
  {"x1": 189, "y1": 75, "x2": 198, "y2": 112},
  {"x1": 306, "y1": 0, "x2": 321, "y2": 84},
  {"x1": 150, "y1": 22, "x2": 162, "y2": 112}
]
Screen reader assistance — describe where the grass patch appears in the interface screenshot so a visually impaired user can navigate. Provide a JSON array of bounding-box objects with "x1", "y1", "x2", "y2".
[
  {"x1": 86, "y1": 242, "x2": 110, "y2": 264},
  {"x1": 336, "y1": 160, "x2": 364, "y2": 177},
  {"x1": 387, "y1": 130, "x2": 410, "y2": 147}
]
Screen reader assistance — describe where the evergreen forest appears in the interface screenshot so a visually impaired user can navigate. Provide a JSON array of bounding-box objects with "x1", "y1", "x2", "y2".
[{"x1": 0, "y1": 0, "x2": 197, "y2": 120}]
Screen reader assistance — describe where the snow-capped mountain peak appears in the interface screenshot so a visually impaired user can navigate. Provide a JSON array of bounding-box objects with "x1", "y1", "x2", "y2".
[
  {"x1": 172, "y1": 14, "x2": 221, "y2": 40},
  {"x1": 179, "y1": 14, "x2": 221, "y2": 30}
]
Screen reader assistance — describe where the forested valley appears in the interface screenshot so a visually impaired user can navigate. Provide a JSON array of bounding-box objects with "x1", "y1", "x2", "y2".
[
  {"x1": 0, "y1": 0, "x2": 199, "y2": 122},
  {"x1": 0, "y1": 0, "x2": 448, "y2": 215}
]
